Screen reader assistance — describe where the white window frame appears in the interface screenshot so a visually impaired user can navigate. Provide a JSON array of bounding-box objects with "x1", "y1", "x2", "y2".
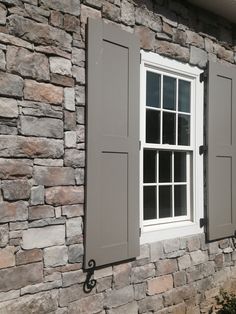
[{"x1": 140, "y1": 50, "x2": 204, "y2": 244}]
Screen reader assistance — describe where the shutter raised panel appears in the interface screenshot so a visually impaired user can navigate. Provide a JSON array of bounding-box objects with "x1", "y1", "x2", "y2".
[
  {"x1": 85, "y1": 18, "x2": 140, "y2": 268},
  {"x1": 207, "y1": 61, "x2": 236, "y2": 241}
]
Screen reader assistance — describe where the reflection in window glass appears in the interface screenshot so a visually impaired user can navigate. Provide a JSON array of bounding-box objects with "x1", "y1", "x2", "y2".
[
  {"x1": 144, "y1": 150, "x2": 156, "y2": 183},
  {"x1": 159, "y1": 186, "x2": 172, "y2": 218},
  {"x1": 178, "y1": 114, "x2": 190, "y2": 146},
  {"x1": 146, "y1": 71, "x2": 161, "y2": 108},
  {"x1": 174, "y1": 152, "x2": 186, "y2": 182},
  {"x1": 144, "y1": 186, "x2": 157, "y2": 220},
  {"x1": 178, "y1": 80, "x2": 191, "y2": 113},
  {"x1": 174, "y1": 185, "x2": 187, "y2": 216},
  {"x1": 163, "y1": 112, "x2": 176, "y2": 144},
  {"x1": 159, "y1": 151, "x2": 171, "y2": 183},
  {"x1": 146, "y1": 109, "x2": 160, "y2": 143},
  {"x1": 163, "y1": 76, "x2": 176, "y2": 110}
]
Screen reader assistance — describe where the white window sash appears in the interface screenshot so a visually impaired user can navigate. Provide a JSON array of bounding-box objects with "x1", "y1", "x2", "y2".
[{"x1": 140, "y1": 50, "x2": 204, "y2": 243}]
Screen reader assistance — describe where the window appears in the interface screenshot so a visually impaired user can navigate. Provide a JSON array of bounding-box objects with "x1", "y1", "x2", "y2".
[{"x1": 140, "y1": 51, "x2": 204, "y2": 243}]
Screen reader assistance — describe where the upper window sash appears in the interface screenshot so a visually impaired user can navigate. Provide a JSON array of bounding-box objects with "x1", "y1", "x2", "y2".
[{"x1": 143, "y1": 64, "x2": 196, "y2": 149}]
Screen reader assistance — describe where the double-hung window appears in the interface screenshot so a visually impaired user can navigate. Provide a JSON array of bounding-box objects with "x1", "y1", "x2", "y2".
[{"x1": 140, "y1": 51, "x2": 204, "y2": 243}]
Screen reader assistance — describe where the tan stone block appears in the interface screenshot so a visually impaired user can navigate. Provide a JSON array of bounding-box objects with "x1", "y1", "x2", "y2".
[
  {"x1": 0, "y1": 158, "x2": 32, "y2": 179},
  {"x1": 131, "y1": 263, "x2": 155, "y2": 283},
  {"x1": 45, "y1": 186, "x2": 84, "y2": 205},
  {"x1": 2, "y1": 179, "x2": 31, "y2": 201},
  {"x1": 22, "y1": 225, "x2": 65, "y2": 249},
  {"x1": 28, "y1": 205, "x2": 54, "y2": 221},
  {"x1": 0, "y1": 72, "x2": 23, "y2": 98},
  {"x1": 0, "y1": 135, "x2": 64, "y2": 159},
  {"x1": 62, "y1": 204, "x2": 83, "y2": 217},
  {"x1": 20, "y1": 116, "x2": 63, "y2": 139},
  {"x1": 24, "y1": 80, "x2": 63, "y2": 105},
  {"x1": 0, "y1": 290, "x2": 57, "y2": 313},
  {"x1": 8, "y1": 15, "x2": 72, "y2": 51},
  {"x1": 0, "y1": 201, "x2": 28, "y2": 223},
  {"x1": 49, "y1": 57, "x2": 72, "y2": 76},
  {"x1": 0, "y1": 247, "x2": 15, "y2": 269},
  {"x1": 134, "y1": 25, "x2": 155, "y2": 50},
  {"x1": 41, "y1": 0, "x2": 80, "y2": 16},
  {"x1": 0, "y1": 98, "x2": 18, "y2": 118},
  {"x1": 156, "y1": 259, "x2": 178, "y2": 276},
  {"x1": 16, "y1": 249, "x2": 43, "y2": 265},
  {"x1": 186, "y1": 30, "x2": 204, "y2": 48},
  {"x1": 34, "y1": 166, "x2": 75, "y2": 187},
  {"x1": 81, "y1": 4, "x2": 101, "y2": 24},
  {"x1": 64, "y1": 14, "x2": 80, "y2": 32},
  {"x1": 59, "y1": 283, "x2": 90, "y2": 307},
  {"x1": 0, "y1": 262, "x2": 43, "y2": 292},
  {"x1": 35, "y1": 46, "x2": 71, "y2": 59},
  {"x1": 51, "y1": 73, "x2": 75, "y2": 87},
  {"x1": 147, "y1": 275, "x2": 173, "y2": 295},
  {"x1": 113, "y1": 263, "x2": 131, "y2": 289},
  {"x1": 0, "y1": 224, "x2": 8, "y2": 248},
  {"x1": 6, "y1": 46, "x2": 50, "y2": 81},
  {"x1": 50, "y1": 10, "x2": 63, "y2": 28},
  {"x1": 0, "y1": 32, "x2": 33, "y2": 50},
  {"x1": 163, "y1": 22, "x2": 173, "y2": 37},
  {"x1": 156, "y1": 41, "x2": 190, "y2": 63}
]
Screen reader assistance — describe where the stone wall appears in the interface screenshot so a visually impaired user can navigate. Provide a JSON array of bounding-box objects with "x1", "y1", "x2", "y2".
[{"x1": 0, "y1": 0, "x2": 236, "y2": 313}]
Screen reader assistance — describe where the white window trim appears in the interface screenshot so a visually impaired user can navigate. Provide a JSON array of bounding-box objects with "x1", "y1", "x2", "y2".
[{"x1": 140, "y1": 50, "x2": 204, "y2": 244}]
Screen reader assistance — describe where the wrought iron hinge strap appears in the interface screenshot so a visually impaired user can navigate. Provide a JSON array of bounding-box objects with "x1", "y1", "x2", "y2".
[
  {"x1": 83, "y1": 259, "x2": 97, "y2": 293},
  {"x1": 200, "y1": 218, "x2": 207, "y2": 228},
  {"x1": 200, "y1": 70, "x2": 208, "y2": 83},
  {"x1": 199, "y1": 145, "x2": 208, "y2": 155}
]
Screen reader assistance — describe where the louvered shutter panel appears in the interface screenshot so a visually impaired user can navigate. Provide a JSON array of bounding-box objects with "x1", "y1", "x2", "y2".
[
  {"x1": 85, "y1": 18, "x2": 140, "y2": 268},
  {"x1": 207, "y1": 61, "x2": 236, "y2": 241}
]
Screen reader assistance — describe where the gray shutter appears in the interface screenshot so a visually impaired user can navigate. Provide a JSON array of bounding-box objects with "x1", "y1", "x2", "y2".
[
  {"x1": 207, "y1": 61, "x2": 236, "y2": 241},
  {"x1": 85, "y1": 18, "x2": 140, "y2": 268}
]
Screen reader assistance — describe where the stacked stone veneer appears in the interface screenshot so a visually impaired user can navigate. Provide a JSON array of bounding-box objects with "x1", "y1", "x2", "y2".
[{"x1": 0, "y1": 0, "x2": 236, "y2": 313}]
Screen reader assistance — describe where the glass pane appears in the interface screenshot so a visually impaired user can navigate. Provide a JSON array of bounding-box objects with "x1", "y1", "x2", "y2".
[
  {"x1": 144, "y1": 150, "x2": 156, "y2": 183},
  {"x1": 146, "y1": 71, "x2": 161, "y2": 108},
  {"x1": 163, "y1": 112, "x2": 176, "y2": 144},
  {"x1": 163, "y1": 76, "x2": 176, "y2": 110},
  {"x1": 159, "y1": 151, "x2": 172, "y2": 183},
  {"x1": 159, "y1": 186, "x2": 172, "y2": 218},
  {"x1": 174, "y1": 185, "x2": 187, "y2": 216},
  {"x1": 178, "y1": 114, "x2": 190, "y2": 146},
  {"x1": 178, "y1": 80, "x2": 191, "y2": 113},
  {"x1": 146, "y1": 109, "x2": 160, "y2": 143},
  {"x1": 174, "y1": 152, "x2": 186, "y2": 182},
  {"x1": 144, "y1": 186, "x2": 157, "y2": 220}
]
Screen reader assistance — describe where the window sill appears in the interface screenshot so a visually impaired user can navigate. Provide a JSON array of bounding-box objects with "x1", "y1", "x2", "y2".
[{"x1": 140, "y1": 220, "x2": 203, "y2": 244}]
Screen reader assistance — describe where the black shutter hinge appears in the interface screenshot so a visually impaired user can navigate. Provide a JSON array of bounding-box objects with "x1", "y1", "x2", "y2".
[
  {"x1": 200, "y1": 218, "x2": 207, "y2": 228},
  {"x1": 140, "y1": 53, "x2": 142, "y2": 64},
  {"x1": 139, "y1": 227, "x2": 141, "y2": 237},
  {"x1": 83, "y1": 260, "x2": 97, "y2": 293},
  {"x1": 200, "y1": 70, "x2": 207, "y2": 83},
  {"x1": 139, "y1": 140, "x2": 141, "y2": 151},
  {"x1": 199, "y1": 145, "x2": 207, "y2": 155}
]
